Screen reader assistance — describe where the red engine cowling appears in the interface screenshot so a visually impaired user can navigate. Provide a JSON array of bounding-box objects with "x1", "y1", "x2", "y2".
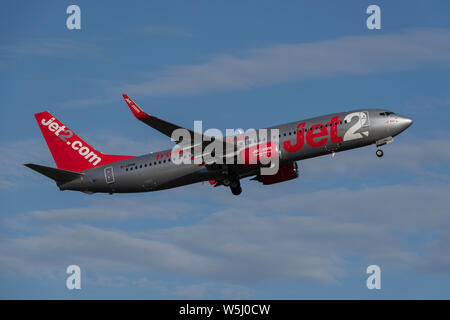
[
  {"x1": 260, "y1": 161, "x2": 299, "y2": 185},
  {"x1": 240, "y1": 141, "x2": 278, "y2": 165}
]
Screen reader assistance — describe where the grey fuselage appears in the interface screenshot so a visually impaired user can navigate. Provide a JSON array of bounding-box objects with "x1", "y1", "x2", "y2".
[{"x1": 59, "y1": 109, "x2": 413, "y2": 193}]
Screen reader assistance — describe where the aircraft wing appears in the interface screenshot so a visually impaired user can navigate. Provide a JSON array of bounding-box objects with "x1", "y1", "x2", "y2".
[
  {"x1": 122, "y1": 94, "x2": 203, "y2": 145},
  {"x1": 122, "y1": 94, "x2": 237, "y2": 159}
]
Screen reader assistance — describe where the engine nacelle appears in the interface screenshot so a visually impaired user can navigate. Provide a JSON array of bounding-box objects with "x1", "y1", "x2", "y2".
[
  {"x1": 239, "y1": 141, "x2": 279, "y2": 165},
  {"x1": 260, "y1": 161, "x2": 299, "y2": 185}
]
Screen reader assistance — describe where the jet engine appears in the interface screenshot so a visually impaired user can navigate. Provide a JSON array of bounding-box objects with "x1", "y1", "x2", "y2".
[{"x1": 259, "y1": 161, "x2": 299, "y2": 185}]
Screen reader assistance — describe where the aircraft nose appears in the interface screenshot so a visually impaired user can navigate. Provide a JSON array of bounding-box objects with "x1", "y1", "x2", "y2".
[{"x1": 397, "y1": 115, "x2": 413, "y2": 131}]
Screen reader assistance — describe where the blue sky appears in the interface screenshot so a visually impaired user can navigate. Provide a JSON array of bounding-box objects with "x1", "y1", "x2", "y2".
[{"x1": 1, "y1": 0, "x2": 450, "y2": 299}]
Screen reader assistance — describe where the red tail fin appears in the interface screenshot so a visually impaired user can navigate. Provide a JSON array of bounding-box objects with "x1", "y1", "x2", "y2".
[{"x1": 34, "y1": 111, "x2": 134, "y2": 172}]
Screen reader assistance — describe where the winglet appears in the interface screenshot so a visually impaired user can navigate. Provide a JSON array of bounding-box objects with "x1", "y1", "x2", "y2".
[{"x1": 122, "y1": 94, "x2": 151, "y2": 120}]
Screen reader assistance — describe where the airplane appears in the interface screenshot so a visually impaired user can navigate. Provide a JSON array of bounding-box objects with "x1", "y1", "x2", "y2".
[{"x1": 25, "y1": 95, "x2": 413, "y2": 196}]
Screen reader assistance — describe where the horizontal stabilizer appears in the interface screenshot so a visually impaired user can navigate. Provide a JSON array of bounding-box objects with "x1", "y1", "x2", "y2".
[{"x1": 24, "y1": 163, "x2": 84, "y2": 183}]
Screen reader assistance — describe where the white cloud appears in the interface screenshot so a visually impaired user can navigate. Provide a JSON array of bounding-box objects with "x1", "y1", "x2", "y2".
[
  {"x1": 3, "y1": 197, "x2": 204, "y2": 231},
  {"x1": 123, "y1": 29, "x2": 450, "y2": 96},
  {"x1": 239, "y1": 184, "x2": 450, "y2": 232},
  {"x1": 300, "y1": 135, "x2": 450, "y2": 181},
  {"x1": 88, "y1": 275, "x2": 252, "y2": 298},
  {"x1": 4, "y1": 183, "x2": 449, "y2": 285},
  {"x1": 2, "y1": 130, "x2": 449, "y2": 288},
  {"x1": 0, "y1": 224, "x2": 219, "y2": 279}
]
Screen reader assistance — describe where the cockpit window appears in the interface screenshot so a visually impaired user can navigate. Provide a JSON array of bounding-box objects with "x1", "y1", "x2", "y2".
[{"x1": 380, "y1": 111, "x2": 396, "y2": 116}]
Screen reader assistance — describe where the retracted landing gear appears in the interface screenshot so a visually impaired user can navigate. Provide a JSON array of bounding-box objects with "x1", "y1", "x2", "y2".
[{"x1": 376, "y1": 149, "x2": 384, "y2": 158}]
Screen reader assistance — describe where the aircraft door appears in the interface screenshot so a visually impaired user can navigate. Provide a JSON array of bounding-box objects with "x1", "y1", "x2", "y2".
[{"x1": 104, "y1": 166, "x2": 115, "y2": 184}]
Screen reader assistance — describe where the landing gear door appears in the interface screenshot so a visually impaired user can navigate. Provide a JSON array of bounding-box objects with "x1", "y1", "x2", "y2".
[
  {"x1": 360, "y1": 111, "x2": 370, "y2": 128},
  {"x1": 104, "y1": 166, "x2": 115, "y2": 184}
]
